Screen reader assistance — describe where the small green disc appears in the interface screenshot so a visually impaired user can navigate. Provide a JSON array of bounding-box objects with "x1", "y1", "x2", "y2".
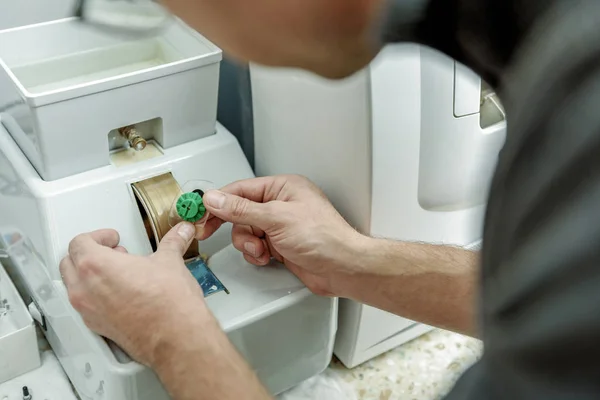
[{"x1": 176, "y1": 192, "x2": 206, "y2": 222}]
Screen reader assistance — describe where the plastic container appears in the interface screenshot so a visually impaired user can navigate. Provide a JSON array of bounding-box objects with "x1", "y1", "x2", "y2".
[
  {"x1": 0, "y1": 258, "x2": 41, "y2": 384},
  {"x1": 0, "y1": 17, "x2": 222, "y2": 181}
]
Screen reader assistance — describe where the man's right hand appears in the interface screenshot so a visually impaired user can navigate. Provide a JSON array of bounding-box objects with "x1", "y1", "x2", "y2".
[
  {"x1": 200, "y1": 175, "x2": 479, "y2": 336},
  {"x1": 199, "y1": 175, "x2": 365, "y2": 296}
]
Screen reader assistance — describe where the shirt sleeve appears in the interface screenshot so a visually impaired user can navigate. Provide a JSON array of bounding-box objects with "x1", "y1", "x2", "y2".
[
  {"x1": 377, "y1": 0, "x2": 548, "y2": 88},
  {"x1": 380, "y1": 1, "x2": 600, "y2": 399},
  {"x1": 446, "y1": 2, "x2": 600, "y2": 400}
]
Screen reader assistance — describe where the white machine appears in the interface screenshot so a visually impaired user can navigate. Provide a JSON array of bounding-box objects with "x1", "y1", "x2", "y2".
[
  {"x1": 0, "y1": 8, "x2": 336, "y2": 400},
  {"x1": 248, "y1": 44, "x2": 506, "y2": 367}
]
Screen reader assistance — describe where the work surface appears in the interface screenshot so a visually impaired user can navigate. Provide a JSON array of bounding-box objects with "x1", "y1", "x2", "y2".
[{"x1": 279, "y1": 329, "x2": 483, "y2": 400}]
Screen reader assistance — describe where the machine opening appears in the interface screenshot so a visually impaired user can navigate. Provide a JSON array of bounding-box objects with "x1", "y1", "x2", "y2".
[
  {"x1": 108, "y1": 118, "x2": 164, "y2": 151},
  {"x1": 108, "y1": 118, "x2": 165, "y2": 167}
]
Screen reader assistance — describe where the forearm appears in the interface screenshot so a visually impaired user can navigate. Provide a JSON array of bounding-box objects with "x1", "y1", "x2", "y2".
[
  {"x1": 334, "y1": 237, "x2": 479, "y2": 337},
  {"x1": 151, "y1": 307, "x2": 271, "y2": 400}
]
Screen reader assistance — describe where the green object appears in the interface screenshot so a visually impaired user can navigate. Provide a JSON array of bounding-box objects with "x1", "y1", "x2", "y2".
[{"x1": 176, "y1": 192, "x2": 206, "y2": 222}]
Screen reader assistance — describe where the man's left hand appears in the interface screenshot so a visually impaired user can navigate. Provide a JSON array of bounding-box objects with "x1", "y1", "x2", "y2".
[{"x1": 59, "y1": 222, "x2": 209, "y2": 367}]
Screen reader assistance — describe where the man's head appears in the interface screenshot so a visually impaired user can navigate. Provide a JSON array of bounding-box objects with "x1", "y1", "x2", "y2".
[{"x1": 161, "y1": 0, "x2": 387, "y2": 79}]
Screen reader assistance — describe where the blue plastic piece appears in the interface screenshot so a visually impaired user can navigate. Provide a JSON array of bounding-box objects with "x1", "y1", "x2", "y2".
[{"x1": 185, "y1": 258, "x2": 228, "y2": 297}]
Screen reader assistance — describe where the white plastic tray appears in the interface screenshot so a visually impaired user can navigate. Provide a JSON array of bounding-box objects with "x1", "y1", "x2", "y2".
[
  {"x1": 0, "y1": 262, "x2": 40, "y2": 384},
  {"x1": 0, "y1": 18, "x2": 220, "y2": 105}
]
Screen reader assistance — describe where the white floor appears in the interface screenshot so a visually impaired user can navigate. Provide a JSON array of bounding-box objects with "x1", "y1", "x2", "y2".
[{"x1": 278, "y1": 329, "x2": 482, "y2": 400}]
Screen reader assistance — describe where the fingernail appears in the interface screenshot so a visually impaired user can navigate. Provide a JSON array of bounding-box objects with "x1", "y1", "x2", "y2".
[
  {"x1": 204, "y1": 191, "x2": 226, "y2": 209},
  {"x1": 177, "y1": 222, "x2": 195, "y2": 241},
  {"x1": 244, "y1": 242, "x2": 257, "y2": 257}
]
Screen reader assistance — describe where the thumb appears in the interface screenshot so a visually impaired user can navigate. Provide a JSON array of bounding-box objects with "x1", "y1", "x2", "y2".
[
  {"x1": 203, "y1": 190, "x2": 274, "y2": 229},
  {"x1": 156, "y1": 222, "x2": 195, "y2": 257}
]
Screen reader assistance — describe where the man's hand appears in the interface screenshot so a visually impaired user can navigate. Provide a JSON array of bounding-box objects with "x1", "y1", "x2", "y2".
[
  {"x1": 199, "y1": 175, "x2": 365, "y2": 296},
  {"x1": 201, "y1": 175, "x2": 479, "y2": 336},
  {"x1": 61, "y1": 223, "x2": 272, "y2": 399},
  {"x1": 60, "y1": 222, "x2": 209, "y2": 367}
]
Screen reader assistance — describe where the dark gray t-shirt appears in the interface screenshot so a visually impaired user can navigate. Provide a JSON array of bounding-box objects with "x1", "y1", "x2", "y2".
[{"x1": 381, "y1": 0, "x2": 600, "y2": 398}]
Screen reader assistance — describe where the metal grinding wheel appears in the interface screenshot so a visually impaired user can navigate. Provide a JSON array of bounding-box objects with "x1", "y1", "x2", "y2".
[{"x1": 131, "y1": 172, "x2": 200, "y2": 260}]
